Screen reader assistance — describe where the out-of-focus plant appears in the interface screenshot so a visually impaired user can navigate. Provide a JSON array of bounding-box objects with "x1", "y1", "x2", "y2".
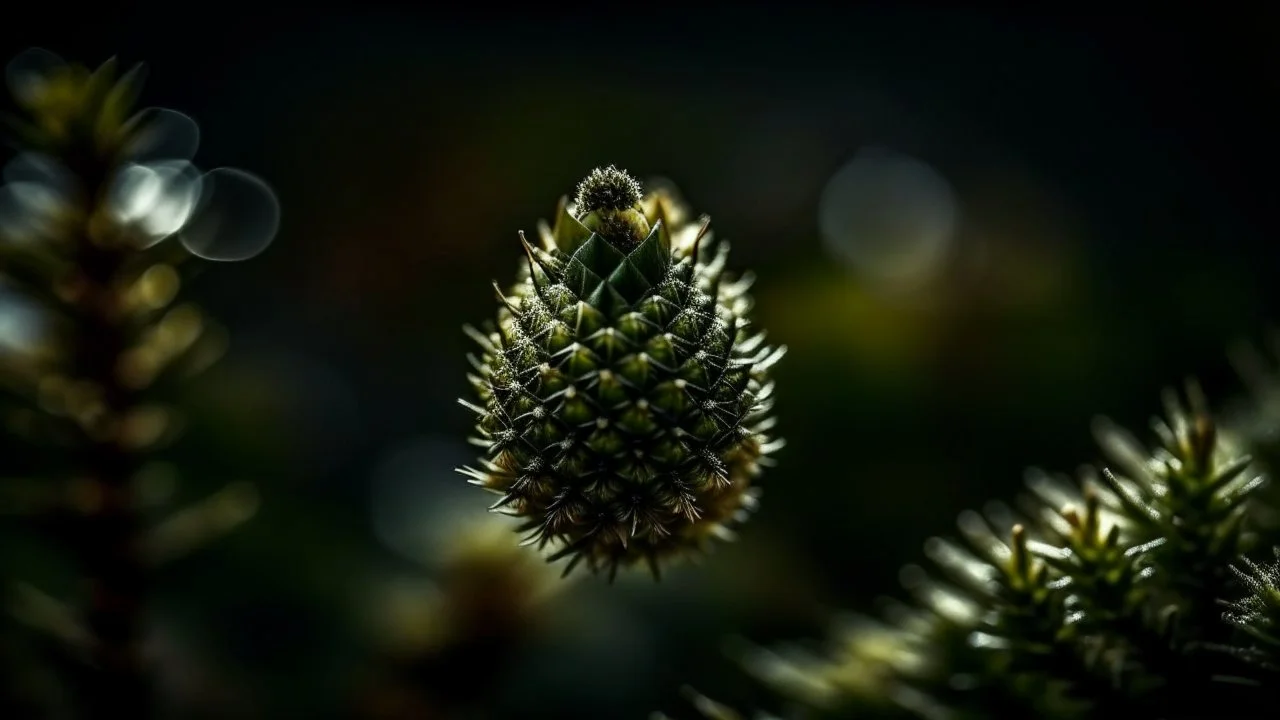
[
  {"x1": 355, "y1": 512, "x2": 567, "y2": 719},
  {"x1": 0, "y1": 48, "x2": 277, "y2": 718}
]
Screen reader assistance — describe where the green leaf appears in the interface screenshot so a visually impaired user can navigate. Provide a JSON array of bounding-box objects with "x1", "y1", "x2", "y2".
[
  {"x1": 627, "y1": 222, "x2": 670, "y2": 286},
  {"x1": 97, "y1": 62, "x2": 147, "y2": 150},
  {"x1": 585, "y1": 282, "x2": 628, "y2": 315},
  {"x1": 570, "y1": 234, "x2": 627, "y2": 278},
  {"x1": 550, "y1": 196, "x2": 592, "y2": 253},
  {"x1": 605, "y1": 260, "x2": 650, "y2": 306},
  {"x1": 563, "y1": 256, "x2": 603, "y2": 301}
]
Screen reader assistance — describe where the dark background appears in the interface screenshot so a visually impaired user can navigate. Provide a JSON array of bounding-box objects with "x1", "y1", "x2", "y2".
[{"x1": 2, "y1": 5, "x2": 1279, "y2": 718}]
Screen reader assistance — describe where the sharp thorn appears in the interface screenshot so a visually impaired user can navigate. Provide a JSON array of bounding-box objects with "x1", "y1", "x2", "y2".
[
  {"x1": 692, "y1": 214, "x2": 711, "y2": 263},
  {"x1": 518, "y1": 230, "x2": 543, "y2": 291}
]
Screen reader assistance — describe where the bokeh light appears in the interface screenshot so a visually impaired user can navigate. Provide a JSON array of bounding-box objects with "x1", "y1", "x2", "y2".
[
  {"x1": 125, "y1": 108, "x2": 201, "y2": 163},
  {"x1": 0, "y1": 283, "x2": 48, "y2": 356},
  {"x1": 109, "y1": 160, "x2": 203, "y2": 244},
  {"x1": 819, "y1": 147, "x2": 959, "y2": 289},
  {"x1": 0, "y1": 182, "x2": 63, "y2": 244},
  {"x1": 179, "y1": 168, "x2": 281, "y2": 261},
  {"x1": 3, "y1": 152, "x2": 72, "y2": 190},
  {"x1": 369, "y1": 435, "x2": 477, "y2": 565},
  {"x1": 3, "y1": 47, "x2": 63, "y2": 105}
]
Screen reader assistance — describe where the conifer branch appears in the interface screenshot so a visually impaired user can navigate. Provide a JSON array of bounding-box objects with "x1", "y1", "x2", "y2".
[
  {"x1": 0, "y1": 49, "x2": 275, "y2": 717},
  {"x1": 664, "y1": 377, "x2": 1280, "y2": 719}
]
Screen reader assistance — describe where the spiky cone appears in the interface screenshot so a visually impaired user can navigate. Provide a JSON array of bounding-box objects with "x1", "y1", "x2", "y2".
[{"x1": 459, "y1": 166, "x2": 785, "y2": 580}]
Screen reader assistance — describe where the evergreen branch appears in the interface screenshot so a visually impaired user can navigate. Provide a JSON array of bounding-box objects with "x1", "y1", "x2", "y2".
[
  {"x1": 0, "y1": 48, "x2": 275, "y2": 718},
  {"x1": 706, "y1": 381, "x2": 1276, "y2": 720},
  {"x1": 1221, "y1": 546, "x2": 1280, "y2": 671}
]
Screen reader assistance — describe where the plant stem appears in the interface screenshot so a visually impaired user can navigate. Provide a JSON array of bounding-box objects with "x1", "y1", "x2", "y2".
[{"x1": 71, "y1": 163, "x2": 151, "y2": 719}]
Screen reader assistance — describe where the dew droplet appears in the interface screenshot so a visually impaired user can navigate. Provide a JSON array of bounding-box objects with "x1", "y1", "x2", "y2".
[
  {"x1": 179, "y1": 168, "x2": 280, "y2": 262},
  {"x1": 124, "y1": 107, "x2": 201, "y2": 162},
  {"x1": 4, "y1": 47, "x2": 64, "y2": 105}
]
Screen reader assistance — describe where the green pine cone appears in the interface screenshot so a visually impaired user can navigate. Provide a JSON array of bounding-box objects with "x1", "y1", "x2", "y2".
[{"x1": 459, "y1": 166, "x2": 785, "y2": 580}]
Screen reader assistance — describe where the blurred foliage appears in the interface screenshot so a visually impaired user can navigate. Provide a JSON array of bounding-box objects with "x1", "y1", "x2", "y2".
[{"x1": 0, "y1": 47, "x2": 278, "y2": 718}]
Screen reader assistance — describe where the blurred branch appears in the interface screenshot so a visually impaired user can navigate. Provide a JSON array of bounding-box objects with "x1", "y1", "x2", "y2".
[
  {"x1": 8, "y1": 583, "x2": 90, "y2": 656},
  {"x1": 142, "y1": 481, "x2": 259, "y2": 566},
  {"x1": 0, "y1": 48, "x2": 276, "y2": 719},
  {"x1": 0, "y1": 477, "x2": 58, "y2": 515}
]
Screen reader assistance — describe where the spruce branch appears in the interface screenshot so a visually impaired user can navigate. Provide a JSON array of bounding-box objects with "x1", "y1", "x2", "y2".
[
  {"x1": 695, "y1": 381, "x2": 1275, "y2": 720},
  {"x1": 0, "y1": 49, "x2": 276, "y2": 718},
  {"x1": 1225, "y1": 331, "x2": 1280, "y2": 545},
  {"x1": 1221, "y1": 546, "x2": 1280, "y2": 672},
  {"x1": 650, "y1": 686, "x2": 779, "y2": 720},
  {"x1": 1092, "y1": 384, "x2": 1264, "y2": 640}
]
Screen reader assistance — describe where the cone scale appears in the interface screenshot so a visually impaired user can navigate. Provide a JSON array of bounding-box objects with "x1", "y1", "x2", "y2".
[{"x1": 459, "y1": 166, "x2": 784, "y2": 580}]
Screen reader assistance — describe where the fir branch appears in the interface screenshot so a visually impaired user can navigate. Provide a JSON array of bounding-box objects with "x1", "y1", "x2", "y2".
[
  {"x1": 711, "y1": 381, "x2": 1275, "y2": 720},
  {"x1": 1221, "y1": 546, "x2": 1280, "y2": 672},
  {"x1": 0, "y1": 49, "x2": 275, "y2": 718}
]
